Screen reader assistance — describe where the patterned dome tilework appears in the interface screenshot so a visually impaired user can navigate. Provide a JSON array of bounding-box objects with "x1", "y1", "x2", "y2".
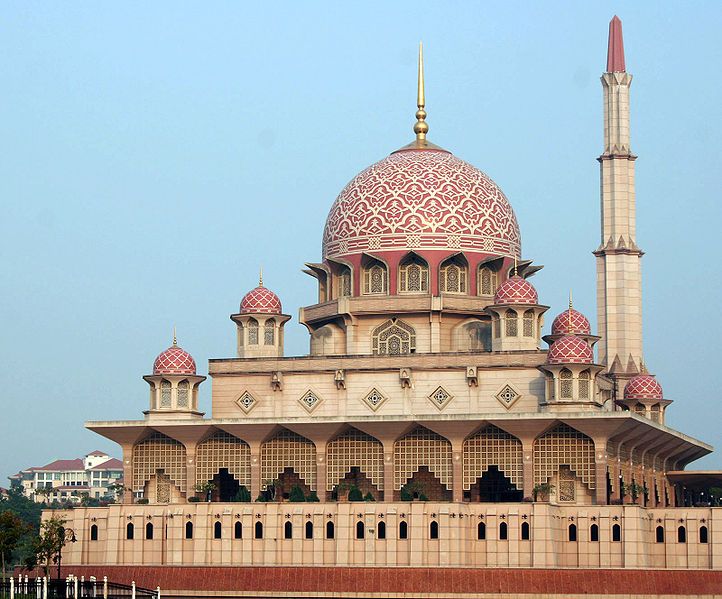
[
  {"x1": 624, "y1": 374, "x2": 664, "y2": 400},
  {"x1": 551, "y1": 308, "x2": 592, "y2": 336},
  {"x1": 240, "y1": 286, "x2": 282, "y2": 314},
  {"x1": 494, "y1": 275, "x2": 538, "y2": 305},
  {"x1": 322, "y1": 149, "x2": 521, "y2": 259},
  {"x1": 547, "y1": 335, "x2": 594, "y2": 365},
  {"x1": 153, "y1": 346, "x2": 196, "y2": 375}
]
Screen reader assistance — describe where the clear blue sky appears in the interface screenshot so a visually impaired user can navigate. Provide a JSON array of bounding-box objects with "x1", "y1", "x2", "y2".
[{"x1": 1, "y1": 2, "x2": 721, "y2": 480}]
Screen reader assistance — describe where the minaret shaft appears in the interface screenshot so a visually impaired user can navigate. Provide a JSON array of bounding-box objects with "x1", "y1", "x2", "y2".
[{"x1": 595, "y1": 18, "x2": 643, "y2": 377}]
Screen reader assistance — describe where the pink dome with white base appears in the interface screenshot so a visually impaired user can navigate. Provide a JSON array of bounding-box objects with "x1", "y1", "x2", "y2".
[
  {"x1": 547, "y1": 335, "x2": 594, "y2": 364},
  {"x1": 240, "y1": 286, "x2": 282, "y2": 314},
  {"x1": 624, "y1": 374, "x2": 664, "y2": 401},
  {"x1": 153, "y1": 345, "x2": 196, "y2": 375},
  {"x1": 494, "y1": 275, "x2": 538, "y2": 304},
  {"x1": 551, "y1": 308, "x2": 592, "y2": 336}
]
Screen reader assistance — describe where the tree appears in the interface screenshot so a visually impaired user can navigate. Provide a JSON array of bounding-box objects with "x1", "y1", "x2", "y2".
[
  {"x1": 31, "y1": 516, "x2": 74, "y2": 578},
  {"x1": 193, "y1": 482, "x2": 217, "y2": 502},
  {"x1": 0, "y1": 511, "x2": 28, "y2": 580},
  {"x1": 289, "y1": 485, "x2": 306, "y2": 503}
]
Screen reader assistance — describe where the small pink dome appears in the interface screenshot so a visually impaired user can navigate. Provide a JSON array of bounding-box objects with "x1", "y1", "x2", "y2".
[
  {"x1": 240, "y1": 286, "x2": 282, "y2": 314},
  {"x1": 547, "y1": 335, "x2": 594, "y2": 365},
  {"x1": 551, "y1": 308, "x2": 591, "y2": 336},
  {"x1": 624, "y1": 374, "x2": 664, "y2": 401},
  {"x1": 494, "y1": 275, "x2": 538, "y2": 304},
  {"x1": 153, "y1": 345, "x2": 196, "y2": 375}
]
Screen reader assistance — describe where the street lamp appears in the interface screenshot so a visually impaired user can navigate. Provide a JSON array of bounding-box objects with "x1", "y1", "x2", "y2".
[{"x1": 56, "y1": 528, "x2": 77, "y2": 580}]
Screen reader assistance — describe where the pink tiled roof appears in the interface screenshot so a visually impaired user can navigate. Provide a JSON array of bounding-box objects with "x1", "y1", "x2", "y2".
[
  {"x1": 90, "y1": 458, "x2": 123, "y2": 470},
  {"x1": 494, "y1": 275, "x2": 538, "y2": 305},
  {"x1": 153, "y1": 345, "x2": 196, "y2": 375},
  {"x1": 551, "y1": 308, "x2": 591, "y2": 336},
  {"x1": 547, "y1": 335, "x2": 594, "y2": 365},
  {"x1": 86, "y1": 450, "x2": 107, "y2": 457},
  {"x1": 32, "y1": 459, "x2": 85, "y2": 472},
  {"x1": 624, "y1": 374, "x2": 664, "y2": 401},
  {"x1": 240, "y1": 286, "x2": 282, "y2": 315}
]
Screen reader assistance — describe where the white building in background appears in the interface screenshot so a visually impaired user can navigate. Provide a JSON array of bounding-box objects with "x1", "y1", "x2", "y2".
[{"x1": 10, "y1": 450, "x2": 123, "y2": 503}]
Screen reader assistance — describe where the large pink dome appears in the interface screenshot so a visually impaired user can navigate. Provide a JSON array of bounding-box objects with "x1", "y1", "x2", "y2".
[
  {"x1": 322, "y1": 148, "x2": 521, "y2": 261},
  {"x1": 494, "y1": 275, "x2": 538, "y2": 304},
  {"x1": 153, "y1": 345, "x2": 196, "y2": 375},
  {"x1": 624, "y1": 374, "x2": 664, "y2": 401},
  {"x1": 240, "y1": 286, "x2": 282, "y2": 314},
  {"x1": 547, "y1": 335, "x2": 594, "y2": 365},
  {"x1": 551, "y1": 308, "x2": 591, "y2": 336}
]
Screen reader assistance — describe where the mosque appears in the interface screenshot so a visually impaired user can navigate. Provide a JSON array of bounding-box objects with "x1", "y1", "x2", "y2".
[{"x1": 52, "y1": 16, "x2": 722, "y2": 597}]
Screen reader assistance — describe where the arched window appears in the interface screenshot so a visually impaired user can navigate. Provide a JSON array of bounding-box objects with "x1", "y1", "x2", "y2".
[
  {"x1": 339, "y1": 268, "x2": 352, "y2": 298},
  {"x1": 479, "y1": 267, "x2": 498, "y2": 296},
  {"x1": 700, "y1": 526, "x2": 708, "y2": 544},
  {"x1": 145, "y1": 522, "x2": 154, "y2": 540},
  {"x1": 655, "y1": 526, "x2": 665, "y2": 543},
  {"x1": 90, "y1": 524, "x2": 98, "y2": 541},
  {"x1": 305, "y1": 521, "x2": 313, "y2": 539},
  {"x1": 560, "y1": 368, "x2": 573, "y2": 399},
  {"x1": 326, "y1": 521, "x2": 335, "y2": 539},
  {"x1": 440, "y1": 259, "x2": 467, "y2": 294},
  {"x1": 650, "y1": 404, "x2": 661, "y2": 422},
  {"x1": 634, "y1": 403, "x2": 646, "y2": 416},
  {"x1": 612, "y1": 523, "x2": 621, "y2": 542},
  {"x1": 499, "y1": 522, "x2": 508, "y2": 540},
  {"x1": 377, "y1": 521, "x2": 386, "y2": 539},
  {"x1": 399, "y1": 521, "x2": 408, "y2": 540},
  {"x1": 264, "y1": 319, "x2": 275, "y2": 345},
  {"x1": 185, "y1": 521, "x2": 193, "y2": 540},
  {"x1": 234, "y1": 521, "x2": 242, "y2": 539},
  {"x1": 677, "y1": 525, "x2": 686, "y2": 543},
  {"x1": 248, "y1": 318, "x2": 259, "y2": 345},
  {"x1": 284, "y1": 521, "x2": 292, "y2": 539},
  {"x1": 521, "y1": 522, "x2": 530, "y2": 541},
  {"x1": 255, "y1": 521, "x2": 263, "y2": 539},
  {"x1": 356, "y1": 521, "x2": 365, "y2": 539},
  {"x1": 160, "y1": 380, "x2": 171, "y2": 408},
  {"x1": 126, "y1": 522, "x2": 134, "y2": 540},
  {"x1": 399, "y1": 256, "x2": 429, "y2": 293},
  {"x1": 578, "y1": 370, "x2": 590, "y2": 400},
  {"x1": 505, "y1": 309, "x2": 518, "y2": 336},
  {"x1": 430, "y1": 521, "x2": 439, "y2": 539},
  {"x1": 214, "y1": 521, "x2": 222, "y2": 539},
  {"x1": 372, "y1": 319, "x2": 416, "y2": 355},
  {"x1": 568, "y1": 524, "x2": 577, "y2": 542},
  {"x1": 177, "y1": 380, "x2": 190, "y2": 408},
  {"x1": 590, "y1": 524, "x2": 599, "y2": 542},
  {"x1": 363, "y1": 262, "x2": 387, "y2": 295},
  {"x1": 523, "y1": 309, "x2": 534, "y2": 337},
  {"x1": 477, "y1": 522, "x2": 486, "y2": 540}
]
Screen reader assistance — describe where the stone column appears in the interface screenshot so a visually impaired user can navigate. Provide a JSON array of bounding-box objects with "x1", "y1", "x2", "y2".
[
  {"x1": 383, "y1": 449, "x2": 395, "y2": 502},
  {"x1": 185, "y1": 443, "x2": 197, "y2": 499},
  {"x1": 249, "y1": 443, "x2": 262, "y2": 501},
  {"x1": 121, "y1": 444, "x2": 133, "y2": 504},
  {"x1": 593, "y1": 438, "x2": 609, "y2": 505},
  {"x1": 521, "y1": 441, "x2": 534, "y2": 500},
  {"x1": 316, "y1": 452, "x2": 327, "y2": 500},
  {"x1": 452, "y1": 446, "x2": 463, "y2": 503}
]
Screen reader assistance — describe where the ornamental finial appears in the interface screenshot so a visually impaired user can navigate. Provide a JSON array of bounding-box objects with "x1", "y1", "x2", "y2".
[
  {"x1": 172, "y1": 325, "x2": 177, "y2": 347},
  {"x1": 413, "y1": 42, "x2": 428, "y2": 140},
  {"x1": 513, "y1": 256, "x2": 518, "y2": 277},
  {"x1": 259, "y1": 266, "x2": 264, "y2": 288},
  {"x1": 568, "y1": 290, "x2": 573, "y2": 330}
]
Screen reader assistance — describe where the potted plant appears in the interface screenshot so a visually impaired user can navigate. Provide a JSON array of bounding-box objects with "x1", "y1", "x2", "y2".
[
  {"x1": 194, "y1": 481, "x2": 217, "y2": 502},
  {"x1": 532, "y1": 483, "x2": 555, "y2": 502}
]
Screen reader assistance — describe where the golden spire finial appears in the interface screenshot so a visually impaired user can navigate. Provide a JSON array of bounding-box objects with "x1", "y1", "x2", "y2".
[
  {"x1": 413, "y1": 42, "x2": 429, "y2": 140},
  {"x1": 568, "y1": 290, "x2": 573, "y2": 330},
  {"x1": 259, "y1": 266, "x2": 264, "y2": 288},
  {"x1": 172, "y1": 325, "x2": 177, "y2": 347},
  {"x1": 513, "y1": 256, "x2": 518, "y2": 277}
]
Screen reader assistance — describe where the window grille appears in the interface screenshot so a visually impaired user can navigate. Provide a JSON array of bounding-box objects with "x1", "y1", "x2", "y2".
[
  {"x1": 160, "y1": 380, "x2": 171, "y2": 408},
  {"x1": 560, "y1": 369, "x2": 573, "y2": 399},
  {"x1": 479, "y1": 267, "x2": 497, "y2": 295},
  {"x1": 339, "y1": 269, "x2": 352, "y2": 297},
  {"x1": 440, "y1": 262, "x2": 467, "y2": 293},
  {"x1": 196, "y1": 431, "x2": 251, "y2": 489},
  {"x1": 363, "y1": 263, "x2": 387, "y2": 294},
  {"x1": 327, "y1": 429, "x2": 384, "y2": 491},
  {"x1": 399, "y1": 258, "x2": 428, "y2": 293},
  {"x1": 523, "y1": 309, "x2": 534, "y2": 337},
  {"x1": 462, "y1": 425, "x2": 523, "y2": 490},
  {"x1": 177, "y1": 380, "x2": 189, "y2": 408},
  {"x1": 372, "y1": 319, "x2": 416, "y2": 355},
  {"x1": 248, "y1": 318, "x2": 259, "y2": 344},
  {"x1": 133, "y1": 432, "x2": 186, "y2": 493},
  {"x1": 261, "y1": 430, "x2": 316, "y2": 490},
  {"x1": 263, "y1": 319, "x2": 275, "y2": 345},
  {"x1": 578, "y1": 370, "x2": 590, "y2": 399},
  {"x1": 505, "y1": 309, "x2": 518, "y2": 336},
  {"x1": 533, "y1": 423, "x2": 595, "y2": 490},
  {"x1": 394, "y1": 426, "x2": 452, "y2": 490},
  {"x1": 558, "y1": 465, "x2": 576, "y2": 502}
]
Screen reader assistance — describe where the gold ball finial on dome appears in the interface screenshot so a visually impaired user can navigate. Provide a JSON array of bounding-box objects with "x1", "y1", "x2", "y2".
[
  {"x1": 568, "y1": 290, "x2": 573, "y2": 330},
  {"x1": 259, "y1": 266, "x2": 264, "y2": 288},
  {"x1": 413, "y1": 42, "x2": 429, "y2": 140},
  {"x1": 172, "y1": 325, "x2": 177, "y2": 347}
]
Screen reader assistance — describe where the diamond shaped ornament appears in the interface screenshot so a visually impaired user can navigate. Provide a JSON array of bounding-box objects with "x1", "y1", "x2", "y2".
[
  {"x1": 428, "y1": 386, "x2": 454, "y2": 410},
  {"x1": 236, "y1": 391, "x2": 257, "y2": 414},
  {"x1": 299, "y1": 389, "x2": 323, "y2": 413},
  {"x1": 495, "y1": 384, "x2": 521, "y2": 409},
  {"x1": 362, "y1": 387, "x2": 388, "y2": 411}
]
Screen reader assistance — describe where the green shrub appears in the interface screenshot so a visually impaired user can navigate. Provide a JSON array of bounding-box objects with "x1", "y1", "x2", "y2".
[
  {"x1": 348, "y1": 486, "x2": 363, "y2": 502},
  {"x1": 234, "y1": 486, "x2": 251, "y2": 502},
  {"x1": 188, "y1": 496, "x2": 200, "y2": 503},
  {"x1": 363, "y1": 492, "x2": 375, "y2": 502},
  {"x1": 306, "y1": 491, "x2": 320, "y2": 502},
  {"x1": 289, "y1": 485, "x2": 306, "y2": 502},
  {"x1": 400, "y1": 487, "x2": 413, "y2": 501}
]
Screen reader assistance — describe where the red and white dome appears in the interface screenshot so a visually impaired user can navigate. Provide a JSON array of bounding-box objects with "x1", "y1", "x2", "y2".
[
  {"x1": 494, "y1": 275, "x2": 538, "y2": 305},
  {"x1": 153, "y1": 345, "x2": 196, "y2": 375},
  {"x1": 322, "y1": 148, "x2": 521, "y2": 261},
  {"x1": 551, "y1": 308, "x2": 591, "y2": 336},
  {"x1": 624, "y1": 374, "x2": 664, "y2": 401},
  {"x1": 547, "y1": 335, "x2": 594, "y2": 365},
  {"x1": 240, "y1": 286, "x2": 282, "y2": 314}
]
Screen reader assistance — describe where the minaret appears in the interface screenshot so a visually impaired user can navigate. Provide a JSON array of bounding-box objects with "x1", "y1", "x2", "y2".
[{"x1": 594, "y1": 16, "x2": 643, "y2": 378}]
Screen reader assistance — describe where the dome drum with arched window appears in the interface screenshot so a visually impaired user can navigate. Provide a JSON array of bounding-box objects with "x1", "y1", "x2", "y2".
[
  {"x1": 616, "y1": 372, "x2": 672, "y2": 423},
  {"x1": 539, "y1": 335, "x2": 604, "y2": 408},
  {"x1": 543, "y1": 306, "x2": 600, "y2": 348}
]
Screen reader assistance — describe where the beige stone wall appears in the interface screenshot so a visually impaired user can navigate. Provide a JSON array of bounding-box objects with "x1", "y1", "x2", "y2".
[{"x1": 52, "y1": 503, "x2": 722, "y2": 570}]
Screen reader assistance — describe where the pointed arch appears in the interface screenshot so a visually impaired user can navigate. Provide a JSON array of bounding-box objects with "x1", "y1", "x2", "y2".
[
  {"x1": 462, "y1": 424, "x2": 523, "y2": 490},
  {"x1": 398, "y1": 253, "x2": 429, "y2": 293},
  {"x1": 196, "y1": 431, "x2": 251, "y2": 490},
  {"x1": 560, "y1": 368, "x2": 573, "y2": 399},
  {"x1": 247, "y1": 318, "x2": 259, "y2": 344},
  {"x1": 362, "y1": 256, "x2": 388, "y2": 295},
  {"x1": 478, "y1": 266, "x2": 498, "y2": 296},
  {"x1": 579, "y1": 370, "x2": 591, "y2": 399},
  {"x1": 261, "y1": 429, "x2": 317, "y2": 490},
  {"x1": 133, "y1": 432, "x2": 186, "y2": 494},
  {"x1": 533, "y1": 423, "x2": 595, "y2": 490},
  {"x1": 393, "y1": 426, "x2": 452, "y2": 491},
  {"x1": 326, "y1": 427, "x2": 384, "y2": 492},
  {"x1": 439, "y1": 255, "x2": 468, "y2": 294},
  {"x1": 505, "y1": 309, "x2": 518, "y2": 336},
  {"x1": 160, "y1": 380, "x2": 172, "y2": 408},
  {"x1": 264, "y1": 319, "x2": 276, "y2": 345},
  {"x1": 372, "y1": 318, "x2": 416, "y2": 355}
]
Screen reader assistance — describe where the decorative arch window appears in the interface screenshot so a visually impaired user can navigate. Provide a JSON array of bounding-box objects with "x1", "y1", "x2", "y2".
[
  {"x1": 177, "y1": 380, "x2": 190, "y2": 408},
  {"x1": 430, "y1": 521, "x2": 439, "y2": 539},
  {"x1": 499, "y1": 522, "x2": 508, "y2": 540},
  {"x1": 590, "y1": 524, "x2": 599, "y2": 542},
  {"x1": 248, "y1": 318, "x2": 259, "y2": 345},
  {"x1": 523, "y1": 309, "x2": 534, "y2": 337},
  {"x1": 655, "y1": 526, "x2": 665, "y2": 543},
  {"x1": 305, "y1": 521, "x2": 313, "y2": 539},
  {"x1": 477, "y1": 522, "x2": 486, "y2": 540},
  {"x1": 90, "y1": 524, "x2": 98, "y2": 541},
  {"x1": 214, "y1": 521, "x2": 222, "y2": 539},
  {"x1": 126, "y1": 522, "x2": 134, "y2": 540},
  {"x1": 146, "y1": 522, "x2": 154, "y2": 540},
  {"x1": 399, "y1": 256, "x2": 429, "y2": 293},
  {"x1": 634, "y1": 403, "x2": 646, "y2": 416},
  {"x1": 568, "y1": 524, "x2": 577, "y2": 542},
  {"x1": 505, "y1": 309, "x2": 518, "y2": 336},
  {"x1": 372, "y1": 318, "x2": 416, "y2": 355},
  {"x1": 578, "y1": 370, "x2": 590, "y2": 400},
  {"x1": 440, "y1": 259, "x2": 467, "y2": 294},
  {"x1": 255, "y1": 521, "x2": 263, "y2": 539},
  {"x1": 264, "y1": 319, "x2": 275, "y2": 345},
  {"x1": 612, "y1": 523, "x2": 621, "y2": 542},
  {"x1": 399, "y1": 521, "x2": 408, "y2": 540},
  {"x1": 363, "y1": 262, "x2": 387, "y2": 295},
  {"x1": 339, "y1": 267, "x2": 352, "y2": 297},
  {"x1": 377, "y1": 521, "x2": 386, "y2": 540},
  {"x1": 284, "y1": 521, "x2": 292, "y2": 539},
  {"x1": 326, "y1": 521, "x2": 335, "y2": 539},
  {"x1": 677, "y1": 525, "x2": 686, "y2": 543},
  {"x1": 356, "y1": 521, "x2": 365, "y2": 539},
  {"x1": 560, "y1": 369, "x2": 573, "y2": 399},
  {"x1": 650, "y1": 404, "x2": 661, "y2": 422},
  {"x1": 185, "y1": 521, "x2": 193, "y2": 540},
  {"x1": 234, "y1": 521, "x2": 242, "y2": 539},
  {"x1": 700, "y1": 526, "x2": 708, "y2": 544},
  {"x1": 479, "y1": 267, "x2": 498, "y2": 296},
  {"x1": 160, "y1": 380, "x2": 172, "y2": 408},
  {"x1": 521, "y1": 522, "x2": 530, "y2": 540}
]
